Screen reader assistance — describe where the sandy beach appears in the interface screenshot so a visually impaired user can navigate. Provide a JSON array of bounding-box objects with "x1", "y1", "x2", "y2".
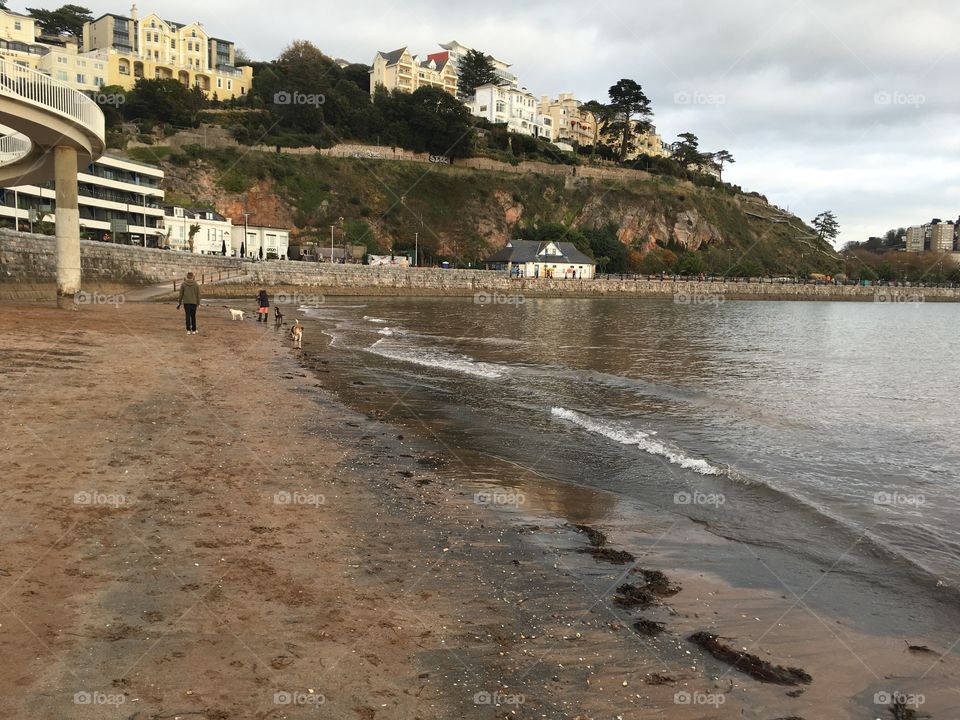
[{"x1": 1, "y1": 300, "x2": 956, "y2": 720}]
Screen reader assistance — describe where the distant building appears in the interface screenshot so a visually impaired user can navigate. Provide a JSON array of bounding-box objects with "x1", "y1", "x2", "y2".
[
  {"x1": 0, "y1": 154, "x2": 165, "y2": 246},
  {"x1": 37, "y1": 41, "x2": 108, "y2": 92},
  {"x1": 468, "y1": 84, "x2": 552, "y2": 140},
  {"x1": 233, "y1": 225, "x2": 290, "y2": 260},
  {"x1": 430, "y1": 40, "x2": 517, "y2": 89},
  {"x1": 484, "y1": 239, "x2": 596, "y2": 279},
  {"x1": 930, "y1": 221, "x2": 955, "y2": 252},
  {"x1": 905, "y1": 225, "x2": 925, "y2": 253},
  {"x1": 81, "y1": 5, "x2": 252, "y2": 98},
  {"x1": 162, "y1": 206, "x2": 233, "y2": 254},
  {"x1": 369, "y1": 47, "x2": 458, "y2": 97},
  {"x1": 538, "y1": 93, "x2": 596, "y2": 148}
]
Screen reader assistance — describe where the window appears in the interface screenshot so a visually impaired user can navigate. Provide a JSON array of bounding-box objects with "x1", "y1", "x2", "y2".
[
  {"x1": 170, "y1": 39, "x2": 175, "y2": 48},
  {"x1": 76, "y1": 73, "x2": 85, "y2": 84},
  {"x1": 216, "y1": 77, "x2": 221, "y2": 88},
  {"x1": 57, "y1": 56, "x2": 67, "y2": 64},
  {"x1": 57, "y1": 71, "x2": 68, "y2": 81},
  {"x1": 14, "y1": 21, "x2": 21, "y2": 30},
  {"x1": 227, "y1": 80, "x2": 232, "y2": 90},
  {"x1": 95, "y1": 76, "x2": 104, "y2": 86}
]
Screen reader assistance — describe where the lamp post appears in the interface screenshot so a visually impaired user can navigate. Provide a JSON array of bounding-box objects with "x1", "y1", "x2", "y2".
[
  {"x1": 243, "y1": 212, "x2": 251, "y2": 259},
  {"x1": 414, "y1": 231, "x2": 418, "y2": 268}
]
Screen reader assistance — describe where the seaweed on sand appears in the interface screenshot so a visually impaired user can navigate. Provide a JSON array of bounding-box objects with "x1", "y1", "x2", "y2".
[{"x1": 688, "y1": 632, "x2": 813, "y2": 686}]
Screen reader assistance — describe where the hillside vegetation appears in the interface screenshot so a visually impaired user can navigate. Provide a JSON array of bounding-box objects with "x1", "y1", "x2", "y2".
[{"x1": 134, "y1": 144, "x2": 840, "y2": 275}]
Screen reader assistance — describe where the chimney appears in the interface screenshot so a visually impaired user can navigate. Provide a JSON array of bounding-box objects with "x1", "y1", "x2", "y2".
[{"x1": 130, "y1": 4, "x2": 139, "y2": 20}]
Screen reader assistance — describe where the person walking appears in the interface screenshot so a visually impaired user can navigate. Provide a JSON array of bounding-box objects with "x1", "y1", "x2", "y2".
[
  {"x1": 256, "y1": 289, "x2": 270, "y2": 324},
  {"x1": 177, "y1": 272, "x2": 201, "y2": 335}
]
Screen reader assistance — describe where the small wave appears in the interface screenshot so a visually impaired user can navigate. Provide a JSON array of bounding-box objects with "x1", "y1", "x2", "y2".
[
  {"x1": 364, "y1": 316, "x2": 390, "y2": 324},
  {"x1": 550, "y1": 407, "x2": 722, "y2": 475},
  {"x1": 377, "y1": 327, "x2": 397, "y2": 337},
  {"x1": 367, "y1": 339, "x2": 505, "y2": 379}
]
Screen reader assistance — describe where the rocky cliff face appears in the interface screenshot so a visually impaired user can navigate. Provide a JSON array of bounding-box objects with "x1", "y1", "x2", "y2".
[{"x1": 151, "y1": 152, "x2": 821, "y2": 268}]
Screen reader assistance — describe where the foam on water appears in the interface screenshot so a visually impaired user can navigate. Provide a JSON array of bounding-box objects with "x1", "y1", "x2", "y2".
[
  {"x1": 367, "y1": 339, "x2": 505, "y2": 379},
  {"x1": 364, "y1": 316, "x2": 390, "y2": 324},
  {"x1": 551, "y1": 407, "x2": 723, "y2": 476}
]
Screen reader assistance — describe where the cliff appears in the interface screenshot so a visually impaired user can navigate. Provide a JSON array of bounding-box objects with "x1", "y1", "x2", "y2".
[{"x1": 135, "y1": 146, "x2": 840, "y2": 274}]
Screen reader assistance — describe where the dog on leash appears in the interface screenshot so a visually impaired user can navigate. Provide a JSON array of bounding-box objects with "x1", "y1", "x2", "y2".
[
  {"x1": 274, "y1": 306, "x2": 284, "y2": 327},
  {"x1": 290, "y1": 319, "x2": 303, "y2": 348},
  {"x1": 227, "y1": 308, "x2": 246, "y2": 321}
]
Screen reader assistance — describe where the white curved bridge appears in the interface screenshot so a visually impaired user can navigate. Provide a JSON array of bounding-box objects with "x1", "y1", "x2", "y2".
[{"x1": 0, "y1": 58, "x2": 106, "y2": 295}]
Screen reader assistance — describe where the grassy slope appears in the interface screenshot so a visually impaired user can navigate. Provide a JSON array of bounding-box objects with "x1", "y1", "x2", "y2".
[{"x1": 130, "y1": 145, "x2": 840, "y2": 273}]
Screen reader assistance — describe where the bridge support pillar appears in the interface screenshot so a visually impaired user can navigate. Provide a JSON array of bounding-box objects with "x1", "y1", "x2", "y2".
[{"x1": 54, "y1": 145, "x2": 81, "y2": 301}]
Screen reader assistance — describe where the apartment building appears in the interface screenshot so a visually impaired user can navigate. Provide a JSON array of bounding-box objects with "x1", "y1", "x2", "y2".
[
  {"x1": 369, "y1": 47, "x2": 458, "y2": 96},
  {"x1": 538, "y1": 94, "x2": 596, "y2": 147},
  {"x1": 930, "y1": 221, "x2": 955, "y2": 252},
  {"x1": 81, "y1": 5, "x2": 252, "y2": 98},
  {"x1": 234, "y1": 225, "x2": 291, "y2": 260},
  {"x1": 37, "y1": 41, "x2": 108, "y2": 92},
  {"x1": 905, "y1": 225, "x2": 925, "y2": 253},
  {"x1": 430, "y1": 40, "x2": 517, "y2": 89},
  {"x1": 162, "y1": 205, "x2": 233, "y2": 254},
  {"x1": 0, "y1": 154, "x2": 165, "y2": 245},
  {"x1": 0, "y1": 8, "x2": 47, "y2": 69},
  {"x1": 468, "y1": 83, "x2": 552, "y2": 140}
]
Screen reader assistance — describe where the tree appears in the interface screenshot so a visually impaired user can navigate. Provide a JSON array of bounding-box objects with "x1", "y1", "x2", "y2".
[
  {"x1": 125, "y1": 79, "x2": 206, "y2": 127},
  {"x1": 187, "y1": 223, "x2": 200, "y2": 253},
  {"x1": 710, "y1": 149, "x2": 735, "y2": 181},
  {"x1": 581, "y1": 100, "x2": 614, "y2": 160},
  {"x1": 27, "y1": 4, "x2": 92, "y2": 37},
  {"x1": 405, "y1": 86, "x2": 474, "y2": 158},
  {"x1": 456, "y1": 49, "x2": 499, "y2": 99},
  {"x1": 672, "y1": 132, "x2": 706, "y2": 168},
  {"x1": 591, "y1": 79, "x2": 653, "y2": 163},
  {"x1": 811, "y1": 211, "x2": 840, "y2": 243}
]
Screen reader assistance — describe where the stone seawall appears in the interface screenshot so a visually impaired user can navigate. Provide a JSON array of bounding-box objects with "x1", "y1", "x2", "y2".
[{"x1": 4, "y1": 229, "x2": 960, "y2": 303}]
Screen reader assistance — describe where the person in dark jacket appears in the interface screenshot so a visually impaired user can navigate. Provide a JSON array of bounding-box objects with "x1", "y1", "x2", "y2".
[
  {"x1": 256, "y1": 289, "x2": 270, "y2": 323},
  {"x1": 177, "y1": 272, "x2": 201, "y2": 334}
]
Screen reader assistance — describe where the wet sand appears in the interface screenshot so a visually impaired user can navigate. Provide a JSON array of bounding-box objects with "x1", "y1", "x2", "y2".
[{"x1": 0, "y1": 300, "x2": 956, "y2": 719}]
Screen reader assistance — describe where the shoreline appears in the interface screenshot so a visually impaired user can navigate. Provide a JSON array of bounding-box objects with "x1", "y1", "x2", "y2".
[{"x1": 2, "y1": 301, "x2": 957, "y2": 719}]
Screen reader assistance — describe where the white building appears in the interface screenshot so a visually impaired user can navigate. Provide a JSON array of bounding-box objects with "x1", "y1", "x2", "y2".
[
  {"x1": 233, "y1": 225, "x2": 290, "y2": 260},
  {"x1": 0, "y1": 154, "x2": 165, "y2": 245},
  {"x1": 162, "y1": 206, "x2": 233, "y2": 254},
  {"x1": 468, "y1": 83, "x2": 552, "y2": 140},
  {"x1": 484, "y1": 239, "x2": 596, "y2": 279},
  {"x1": 36, "y1": 41, "x2": 108, "y2": 91},
  {"x1": 436, "y1": 40, "x2": 516, "y2": 88}
]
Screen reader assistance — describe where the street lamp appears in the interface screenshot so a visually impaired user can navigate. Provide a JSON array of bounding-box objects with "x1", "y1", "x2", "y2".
[
  {"x1": 243, "y1": 212, "x2": 251, "y2": 259},
  {"x1": 329, "y1": 224, "x2": 334, "y2": 263},
  {"x1": 414, "y1": 231, "x2": 418, "y2": 267}
]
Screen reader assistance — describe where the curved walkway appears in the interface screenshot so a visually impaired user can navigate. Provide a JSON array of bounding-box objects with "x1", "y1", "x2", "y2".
[{"x1": 0, "y1": 58, "x2": 105, "y2": 186}]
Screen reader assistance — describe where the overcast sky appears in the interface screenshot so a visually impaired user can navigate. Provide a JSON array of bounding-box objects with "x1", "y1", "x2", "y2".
[{"x1": 64, "y1": 0, "x2": 960, "y2": 245}]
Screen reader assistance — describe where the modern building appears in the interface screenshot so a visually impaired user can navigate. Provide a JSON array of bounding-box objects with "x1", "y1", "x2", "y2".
[
  {"x1": 905, "y1": 225, "x2": 925, "y2": 253},
  {"x1": 369, "y1": 47, "x2": 457, "y2": 97},
  {"x1": 432, "y1": 40, "x2": 517, "y2": 89},
  {"x1": 0, "y1": 153, "x2": 165, "y2": 245},
  {"x1": 81, "y1": 5, "x2": 252, "y2": 98},
  {"x1": 930, "y1": 221, "x2": 955, "y2": 252},
  {"x1": 468, "y1": 84, "x2": 552, "y2": 140},
  {"x1": 484, "y1": 239, "x2": 596, "y2": 279},
  {"x1": 538, "y1": 94, "x2": 596, "y2": 147},
  {"x1": 233, "y1": 225, "x2": 291, "y2": 260},
  {"x1": 162, "y1": 205, "x2": 233, "y2": 254}
]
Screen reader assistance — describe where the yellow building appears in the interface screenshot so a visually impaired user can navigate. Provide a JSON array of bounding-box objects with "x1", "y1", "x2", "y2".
[
  {"x1": 37, "y1": 41, "x2": 109, "y2": 92},
  {"x1": 369, "y1": 47, "x2": 457, "y2": 97},
  {"x1": 537, "y1": 94, "x2": 596, "y2": 147},
  {"x1": 81, "y1": 5, "x2": 252, "y2": 98},
  {"x1": 0, "y1": 7, "x2": 46, "y2": 69},
  {"x1": 602, "y1": 120, "x2": 669, "y2": 160}
]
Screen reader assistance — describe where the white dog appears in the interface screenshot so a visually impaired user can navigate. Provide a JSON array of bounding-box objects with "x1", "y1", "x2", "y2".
[
  {"x1": 290, "y1": 319, "x2": 303, "y2": 348},
  {"x1": 228, "y1": 308, "x2": 245, "y2": 321}
]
